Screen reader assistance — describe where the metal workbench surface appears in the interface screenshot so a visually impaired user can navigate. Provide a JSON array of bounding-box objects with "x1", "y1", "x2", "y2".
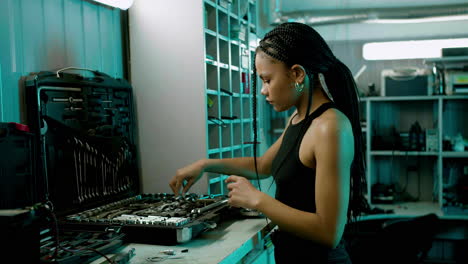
[{"x1": 121, "y1": 218, "x2": 273, "y2": 264}]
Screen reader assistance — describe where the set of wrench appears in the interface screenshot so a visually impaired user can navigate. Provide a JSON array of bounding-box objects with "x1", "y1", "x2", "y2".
[{"x1": 69, "y1": 136, "x2": 132, "y2": 204}]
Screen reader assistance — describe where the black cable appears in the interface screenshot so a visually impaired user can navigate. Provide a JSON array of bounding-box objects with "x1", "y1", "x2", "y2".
[
  {"x1": 252, "y1": 56, "x2": 261, "y2": 193},
  {"x1": 45, "y1": 201, "x2": 116, "y2": 264},
  {"x1": 416, "y1": 155, "x2": 421, "y2": 201},
  {"x1": 252, "y1": 53, "x2": 271, "y2": 228}
]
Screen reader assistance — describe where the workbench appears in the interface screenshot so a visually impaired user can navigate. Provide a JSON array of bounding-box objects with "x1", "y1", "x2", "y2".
[{"x1": 121, "y1": 218, "x2": 275, "y2": 264}]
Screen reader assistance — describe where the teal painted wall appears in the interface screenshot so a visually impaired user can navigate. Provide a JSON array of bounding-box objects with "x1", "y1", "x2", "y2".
[{"x1": 0, "y1": 0, "x2": 124, "y2": 123}]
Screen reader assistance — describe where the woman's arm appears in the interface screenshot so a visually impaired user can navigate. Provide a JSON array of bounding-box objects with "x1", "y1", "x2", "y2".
[
  {"x1": 170, "y1": 133, "x2": 284, "y2": 195},
  {"x1": 226, "y1": 113, "x2": 354, "y2": 248},
  {"x1": 170, "y1": 112, "x2": 295, "y2": 195}
]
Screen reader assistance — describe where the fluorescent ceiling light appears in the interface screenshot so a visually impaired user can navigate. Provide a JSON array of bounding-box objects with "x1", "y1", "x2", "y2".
[
  {"x1": 366, "y1": 14, "x2": 468, "y2": 24},
  {"x1": 91, "y1": 0, "x2": 133, "y2": 10},
  {"x1": 363, "y1": 38, "x2": 468, "y2": 60}
]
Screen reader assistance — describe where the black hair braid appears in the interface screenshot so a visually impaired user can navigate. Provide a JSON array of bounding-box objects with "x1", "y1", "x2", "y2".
[
  {"x1": 324, "y1": 59, "x2": 367, "y2": 223},
  {"x1": 252, "y1": 54, "x2": 261, "y2": 192},
  {"x1": 254, "y1": 22, "x2": 367, "y2": 224}
]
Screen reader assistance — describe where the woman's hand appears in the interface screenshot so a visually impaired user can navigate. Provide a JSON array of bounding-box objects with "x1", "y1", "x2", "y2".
[
  {"x1": 170, "y1": 160, "x2": 205, "y2": 195},
  {"x1": 225, "y1": 175, "x2": 263, "y2": 209}
]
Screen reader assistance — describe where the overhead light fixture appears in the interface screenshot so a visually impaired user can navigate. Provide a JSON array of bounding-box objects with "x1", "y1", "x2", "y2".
[
  {"x1": 271, "y1": 3, "x2": 468, "y2": 26},
  {"x1": 363, "y1": 38, "x2": 468, "y2": 60},
  {"x1": 91, "y1": 0, "x2": 134, "y2": 10},
  {"x1": 365, "y1": 14, "x2": 468, "y2": 24}
]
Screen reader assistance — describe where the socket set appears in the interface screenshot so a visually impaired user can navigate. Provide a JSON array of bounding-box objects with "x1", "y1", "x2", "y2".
[
  {"x1": 64, "y1": 194, "x2": 228, "y2": 224},
  {"x1": 61, "y1": 194, "x2": 230, "y2": 244},
  {"x1": 25, "y1": 69, "x2": 229, "y2": 245},
  {"x1": 60, "y1": 193, "x2": 230, "y2": 245}
]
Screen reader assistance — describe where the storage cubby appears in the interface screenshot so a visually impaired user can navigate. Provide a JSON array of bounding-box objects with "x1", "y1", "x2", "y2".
[
  {"x1": 220, "y1": 95, "x2": 231, "y2": 117},
  {"x1": 243, "y1": 122, "x2": 252, "y2": 142},
  {"x1": 370, "y1": 99, "x2": 438, "y2": 152},
  {"x1": 222, "y1": 125, "x2": 232, "y2": 148},
  {"x1": 232, "y1": 97, "x2": 241, "y2": 118},
  {"x1": 208, "y1": 173, "x2": 228, "y2": 195},
  {"x1": 370, "y1": 155, "x2": 437, "y2": 204},
  {"x1": 219, "y1": 38, "x2": 229, "y2": 65},
  {"x1": 442, "y1": 99, "x2": 468, "y2": 142},
  {"x1": 204, "y1": 3, "x2": 217, "y2": 32},
  {"x1": 204, "y1": 0, "x2": 257, "y2": 195},
  {"x1": 231, "y1": 69, "x2": 241, "y2": 94},
  {"x1": 208, "y1": 124, "x2": 220, "y2": 150},
  {"x1": 242, "y1": 97, "x2": 251, "y2": 119},
  {"x1": 248, "y1": 2, "x2": 256, "y2": 27},
  {"x1": 239, "y1": 0, "x2": 249, "y2": 21},
  {"x1": 240, "y1": 47, "x2": 249, "y2": 69},
  {"x1": 206, "y1": 63, "x2": 218, "y2": 92},
  {"x1": 230, "y1": 42, "x2": 240, "y2": 67},
  {"x1": 221, "y1": 150, "x2": 232, "y2": 159},
  {"x1": 220, "y1": 67, "x2": 230, "y2": 92},
  {"x1": 217, "y1": 9, "x2": 229, "y2": 37},
  {"x1": 233, "y1": 123, "x2": 242, "y2": 145},
  {"x1": 230, "y1": 0, "x2": 239, "y2": 16},
  {"x1": 205, "y1": 33, "x2": 217, "y2": 61},
  {"x1": 207, "y1": 94, "x2": 219, "y2": 117},
  {"x1": 209, "y1": 152, "x2": 221, "y2": 160},
  {"x1": 442, "y1": 158, "x2": 468, "y2": 215}
]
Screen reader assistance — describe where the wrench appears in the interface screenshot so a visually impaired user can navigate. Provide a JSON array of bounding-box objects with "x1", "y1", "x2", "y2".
[
  {"x1": 85, "y1": 143, "x2": 93, "y2": 198},
  {"x1": 93, "y1": 147, "x2": 99, "y2": 197},
  {"x1": 77, "y1": 139, "x2": 84, "y2": 202},
  {"x1": 105, "y1": 155, "x2": 110, "y2": 195},
  {"x1": 101, "y1": 153, "x2": 106, "y2": 196},
  {"x1": 72, "y1": 138, "x2": 82, "y2": 203},
  {"x1": 191, "y1": 199, "x2": 229, "y2": 214},
  {"x1": 83, "y1": 142, "x2": 89, "y2": 200},
  {"x1": 113, "y1": 162, "x2": 117, "y2": 193}
]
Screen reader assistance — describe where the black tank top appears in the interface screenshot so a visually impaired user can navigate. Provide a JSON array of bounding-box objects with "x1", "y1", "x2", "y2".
[
  {"x1": 270, "y1": 102, "x2": 351, "y2": 263},
  {"x1": 271, "y1": 102, "x2": 335, "y2": 212}
]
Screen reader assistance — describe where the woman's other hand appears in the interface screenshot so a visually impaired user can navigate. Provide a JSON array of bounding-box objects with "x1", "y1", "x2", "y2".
[{"x1": 226, "y1": 175, "x2": 263, "y2": 209}]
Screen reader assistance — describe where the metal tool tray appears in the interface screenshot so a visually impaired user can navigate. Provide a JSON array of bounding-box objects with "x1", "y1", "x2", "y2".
[{"x1": 25, "y1": 68, "x2": 229, "y2": 245}]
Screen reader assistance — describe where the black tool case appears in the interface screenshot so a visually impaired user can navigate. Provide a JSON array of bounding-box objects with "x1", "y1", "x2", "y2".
[{"x1": 25, "y1": 68, "x2": 230, "y2": 246}]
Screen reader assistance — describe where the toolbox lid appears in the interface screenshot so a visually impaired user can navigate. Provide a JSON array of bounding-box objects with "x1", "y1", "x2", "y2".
[{"x1": 24, "y1": 71, "x2": 139, "y2": 215}]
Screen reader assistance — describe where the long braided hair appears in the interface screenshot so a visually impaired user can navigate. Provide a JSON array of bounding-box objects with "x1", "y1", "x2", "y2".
[{"x1": 252, "y1": 22, "x2": 367, "y2": 223}]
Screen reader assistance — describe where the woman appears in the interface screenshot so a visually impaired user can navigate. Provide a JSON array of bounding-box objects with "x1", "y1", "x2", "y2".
[{"x1": 170, "y1": 22, "x2": 366, "y2": 263}]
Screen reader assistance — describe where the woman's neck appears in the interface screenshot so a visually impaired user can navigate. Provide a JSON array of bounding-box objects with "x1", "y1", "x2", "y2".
[{"x1": 295, "y1": 84, "x2": 330, "y2": 121}]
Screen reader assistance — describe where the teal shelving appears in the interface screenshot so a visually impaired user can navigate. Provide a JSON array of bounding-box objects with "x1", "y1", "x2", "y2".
[
  {"x1": 204, "y1": 0, "x2": 258, "y2": 195},
  {"x1": 363, "y1": 94, "x2": 468, "y2": 219}
]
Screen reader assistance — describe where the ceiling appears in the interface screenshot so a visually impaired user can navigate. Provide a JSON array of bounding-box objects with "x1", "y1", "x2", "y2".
[
  {"x1": 279, "y1": 0, "x2": 468, "y2": 12},
  {"x1": 264, "y1": 0, "x2": 468, "y2": 41}
]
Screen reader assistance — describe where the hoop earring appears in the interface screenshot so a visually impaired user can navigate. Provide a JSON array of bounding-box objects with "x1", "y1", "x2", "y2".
[{"x1": 295, "y1": 82, "x2": 304, "y2": 93}]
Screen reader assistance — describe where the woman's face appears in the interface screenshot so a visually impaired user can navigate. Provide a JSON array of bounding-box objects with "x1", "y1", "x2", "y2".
[{"x1": 255, "y1": 52, "x2": 298, "y2": 112}]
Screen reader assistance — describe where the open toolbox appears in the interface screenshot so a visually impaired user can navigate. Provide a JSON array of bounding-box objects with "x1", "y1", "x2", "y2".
[{"x1": 24, "y1": 68, "x2": 231, "y2": 248}]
